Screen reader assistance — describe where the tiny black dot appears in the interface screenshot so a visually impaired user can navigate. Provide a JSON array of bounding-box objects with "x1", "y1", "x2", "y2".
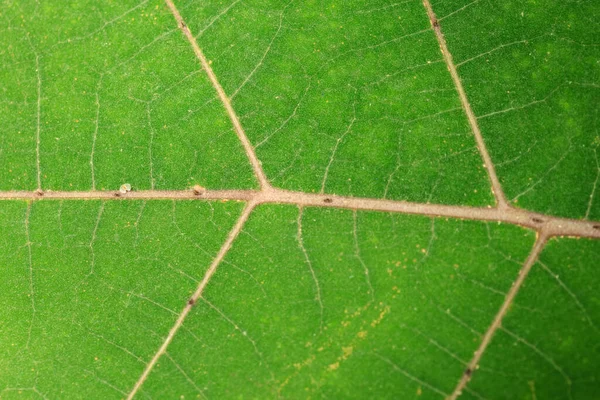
[
  {"x1": 531, "y1": 217, "x2": 544, "y2": 224},
  {"x1": 323, "y1": 198, "x2": 333, "y2": 204},
  {"x1": 187, "y1": 299, "x2": 195, "y2": 306},
  {"x1": 593, "y1": 225, "x2": 600, "y2": 231},
  {"x1": 464, "y1": 368, "x2": 472, "y2": 377}
]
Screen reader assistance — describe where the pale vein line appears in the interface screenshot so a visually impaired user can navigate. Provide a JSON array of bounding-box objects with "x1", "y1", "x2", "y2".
[
  {"x1": 53, "y1": 0, "x2": 150, "y2": 47},
  {"x1": 585, "y1": 149, "x2": 599, "y2": 220},
  {"x1": 255, "y1": 82, "x2": 311, "y2": 149},
  {"x1": 373, "y1": 352, "x2": 449, "y2": 397},
  {"x1": 74, "y1": 322, "x2": 146, "y2": 364},
  {"x1": 1, "y1": 387, "x2": 48, "y2": 400},
  {"x1": 34, "y1": 51, "x2": 42, "y2": 191},
  {"x1": 501, "y1": 327, "x2": 572, "y2": 399},
  {"x1": 196, "y1": 0, "x2": 242, "y2": 38},
  {"x1": 353, "y1": 210, "x2": 375, "y2": 302},
  {"x1": 538, "y1": 260, "x2": 598, "y2": 332},
  {"x1": 320, "y1": 93, "x2": 357, "y2": 193},
  {"x1": 164, "y1": 353, "x2": 207, "y2": 400},
  {"x1": 478, "y1": 86, "x2": 561, "y2": 120},
  {"x1": 88, "y1": 202, "x2": 105, "y2": 277},
  {"x1": 145, "y1": 103, "x2": 156, "y2": 189},
  {"x1": 165, "y1": 0, "x2": 270, "y2": 189},
  {"x1": 1, "y1": 188, "x2": 599, "y2": 238},
  {"x1": 456, "y1": 38, "x2": 535, "y2": 67},
  {"x1": 90, "y1": 77, "x2": 102, "y2": 191},
  {"x1": 438, "y1": 0, "x2": 482, "y2": 21},
  {"x1": 126, "y1": 200, "x2": 256, "y2": 399},
  {"x1": 449, "y1": 232, "x2": 549, "y2": 400},
  {"x1": 231, "y1": 0, "x2": 293, "y2": 99},
  {"x1": 297, "y1": 206, "x2": 324, "y2": 333},
  {"x1": 421, "y1": 0, "x2": 508, "y2": 208},
  {"x1": 25, "y1": 34, "x2": 42, "y2": 190},
  {"x1": 511, "y1": 144, "x2": 571, "y2": 203},
  {"x1": 84, "y1": 369, "x2": 127, "y2": 396},
  {"x1": 200, "y1": 297, "x2": 265, "y2": 362},
  {"x1": 24, "y1": 202, "x2": 36, "y2": 349}
]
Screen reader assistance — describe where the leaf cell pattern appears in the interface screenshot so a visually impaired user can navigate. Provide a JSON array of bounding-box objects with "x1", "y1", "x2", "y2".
[{"x1": 0, "y1": 0, "x2": 598, "y2": 399}]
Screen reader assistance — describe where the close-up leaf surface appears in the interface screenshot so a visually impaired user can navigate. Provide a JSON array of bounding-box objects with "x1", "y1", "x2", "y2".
[{"x1": 0, "y1": 0, "x2": 598, "y2": 399}]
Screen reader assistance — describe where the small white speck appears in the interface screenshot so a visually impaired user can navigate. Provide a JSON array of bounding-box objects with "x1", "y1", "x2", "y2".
[{"x1": 119, "y1": 183, "x2": 131, "y2": 194}]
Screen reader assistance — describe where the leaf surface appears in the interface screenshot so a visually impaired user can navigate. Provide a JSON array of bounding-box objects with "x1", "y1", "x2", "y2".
[{"x1": 0, "y1": 0, "x2": 598, "y2": 399}]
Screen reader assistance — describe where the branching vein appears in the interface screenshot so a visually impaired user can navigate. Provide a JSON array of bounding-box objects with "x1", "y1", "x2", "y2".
[
  {"x1": 449, "y1": 232, "x2": 549, "y2": 399},
  {"x1": 421, "y1": 0, "x2": 508, "y2": 208}
]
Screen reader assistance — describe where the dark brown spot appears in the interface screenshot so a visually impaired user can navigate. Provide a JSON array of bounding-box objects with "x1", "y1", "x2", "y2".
[
  {"x1": 432, "y1": 18, "x2": 439, "y2": 28},
  {"x1": 187, "y1": 298, "x2": 195, "y2": 306},
  {"x1": 114, "y1": 192, "x2": 121, "y2": 197},
  {"x1": 323, "y1": 198, "x2": 333, "y2": 204},
  {"x1": 35, "y1": 189, "x2": 44, "y2": 197},
  {"x1": 464, "y1": 368, "x2": 472, "y2": 377},
  {"x1": 531, "y1": 217, "x2": 544, "y2": 224},
  {"x1": 593, "y1": 224, "x2": 600, "y2": 231},
  {"x1": 180, "y1": 21, "x2": 187, "y2": 29}
]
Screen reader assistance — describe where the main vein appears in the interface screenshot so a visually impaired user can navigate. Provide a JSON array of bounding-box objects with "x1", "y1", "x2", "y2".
[{"x1": 2, "y1": 188, "x2": 598, "y2": 239}]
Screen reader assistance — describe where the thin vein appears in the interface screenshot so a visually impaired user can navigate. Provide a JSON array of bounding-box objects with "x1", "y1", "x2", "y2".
[
  {"x1": 585, "y1": 149, "x2": 599, "y2": 220},
  {"x1": 353, "y1": 210, "x2": 375, "y2": 302},
  {"x1": 52, "y1": 1, "x2": 150, "y2": 47},
  {"x1": 438, "y1": 0, "x2": 482, "y2": 21},
  {"x1": 538, "y1": 260, "x2": 598, "y2": 332},
  {"x1": 449, "y1": 232, "x2": 549, "y2": 400},
  {"x1": 165, "y1": 0, "x2": 270, "y2": 189},
  {"x1": 297, "y1": 207, "x2": 324, "y2": 334},
  {"x1": 456, "y1": 37, "x2": 541, "y2": 67},
  {"x1": 145, "y1": 103, "x2": 156, "y2": 189},
  {"x1": 321, "y1": 91, "x2": 357, "y2": 193},
  {"x1": 88, "y1": 202, "x2": 105, "y2": 277},
  {"x1": 373, "y1": 352, "x2": 449, "y2": 397},
  {"x1": 24, "y1": 202, "x2": 36, "y2": 349},
  {"x1": 231, "y1": 0, "x2": 293, "y2": 98},
  {"x1": 25, "y1": 34, "x2": 42, "y2": 190},
  {"x1": 421, "y1": 0, "x2": 508, "y2": 208},
  {"x1": 478, "y1": 86, "x2": 561, "y2": 120},
  {"x1": 501, "y1": 327, "x2": 572, "y2": 399},
  {"x1": 126, "y1": 201, "x2": 256, "y2": 399},
  {"x1": 200, "y1": 297, "x2": 264, "y2": 361},
  {"x1": 164, "y1": 353, "x2": 207, "y2": 399},
  {"x1": 90, "y1": 77, "x2": 102, "y2": 190}
]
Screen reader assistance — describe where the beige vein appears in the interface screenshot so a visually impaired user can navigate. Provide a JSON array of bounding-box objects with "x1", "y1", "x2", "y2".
[
  {"x1": 448, "y1": 231, "x2": 549, "y2": 400},
  {"x1": 164, "y1": 0, "x2": 270, "y2": 189},
  {"x1": 421, "y1": 0, "x2": 508, "y2": 208},
  {"x1": 125, "y1": 200, "x2": 256, "y2": 399},
  {"x1": 1, "y1": 188, "x2": 599, "y2": 239}
]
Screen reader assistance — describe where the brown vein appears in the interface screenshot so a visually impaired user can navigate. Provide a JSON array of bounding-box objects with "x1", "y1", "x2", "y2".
[
  {"x1": 448, "y1": 232, "x2": 549, "y2": 400},
  {"x1": 125, "y1": 200, "x2": 256, "y2": 399},
  {"x1": 421, "y1": 0, "x2": 508, "y2": 209},
  {"x1": 0, "y1": 188, "x2": 599, "y2": 239},
  {"x1": 164, "y1": 0, "x2": 270, "y2": 189}
]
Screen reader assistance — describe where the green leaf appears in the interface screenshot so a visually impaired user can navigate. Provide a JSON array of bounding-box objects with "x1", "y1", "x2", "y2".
[
  {"x1": 0, "y1": 0, "x2": 598, "y2": 399},
  {"x1": 466, "y1": 237, "x2": 600, "y2": 400}
]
